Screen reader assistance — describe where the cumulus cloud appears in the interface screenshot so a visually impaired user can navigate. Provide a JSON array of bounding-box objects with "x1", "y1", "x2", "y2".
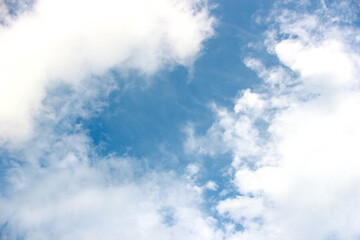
[
  {"x1": 187, "y1": 1, "x2": 360, "y2": 239},
  {"x1": 0, "y1": 0, "x2": 214, "y2": 146},
  {"x1": 0, "y1": 132, "x2": 221, "y2": 240}
]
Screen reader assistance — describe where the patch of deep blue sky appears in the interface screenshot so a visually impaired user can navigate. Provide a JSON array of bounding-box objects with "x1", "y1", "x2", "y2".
[
  {"x1": 79, "y1": 1, "x2": 280, "y2": 209},
  {"x1": 87, "y1": 0, "x2": 272, "y2": 166}
]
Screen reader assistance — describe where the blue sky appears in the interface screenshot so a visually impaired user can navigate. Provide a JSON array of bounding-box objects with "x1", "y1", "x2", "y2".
[
  {"x1": 1, "y1": 0, "x2": 360, "y2": 239},
  {"x1": 87, "y1": 0, "x2": 267, "y2": 156}
]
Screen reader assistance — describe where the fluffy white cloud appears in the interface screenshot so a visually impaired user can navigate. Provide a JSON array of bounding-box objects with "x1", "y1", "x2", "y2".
[
  {"x1": 0, "y1": 131, "x2": 221, "y2": 240},
  {"x1": 0, "y1": 0, "x2": 214, "y2": 146},
  {"x1": 187, "y1": 2, "x2": 360, "y2": 239}
]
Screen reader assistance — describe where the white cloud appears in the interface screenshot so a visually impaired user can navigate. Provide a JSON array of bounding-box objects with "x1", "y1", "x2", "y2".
[
  {"x1": 204, "y1": 181, "x2": 218, "y2": 191},
  {"x1": 217, "y1": 196, "x2": 264, "y2": 225},
  {"x1": 0, "y1": 0, "x2": 214, "y2": 146},
  {"x1": 187, "y1": 1, "x2": 360, "y2": 239},
  {"x1": 0, "y1": 150, "x2": 221, "y2": 240}
]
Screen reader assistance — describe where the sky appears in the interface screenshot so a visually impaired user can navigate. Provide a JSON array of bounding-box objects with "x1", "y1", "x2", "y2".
[{"x1": 1, "y1": 0, "x2": 360, "y2": 239}]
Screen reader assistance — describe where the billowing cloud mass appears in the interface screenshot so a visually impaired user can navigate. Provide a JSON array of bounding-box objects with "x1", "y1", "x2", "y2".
[
  {"x1": 0, "y1": 0, "x2": 214, "y2": 145},
  {"x1": 187, "y1": 1, "x2": 360, "y2": 239}
]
